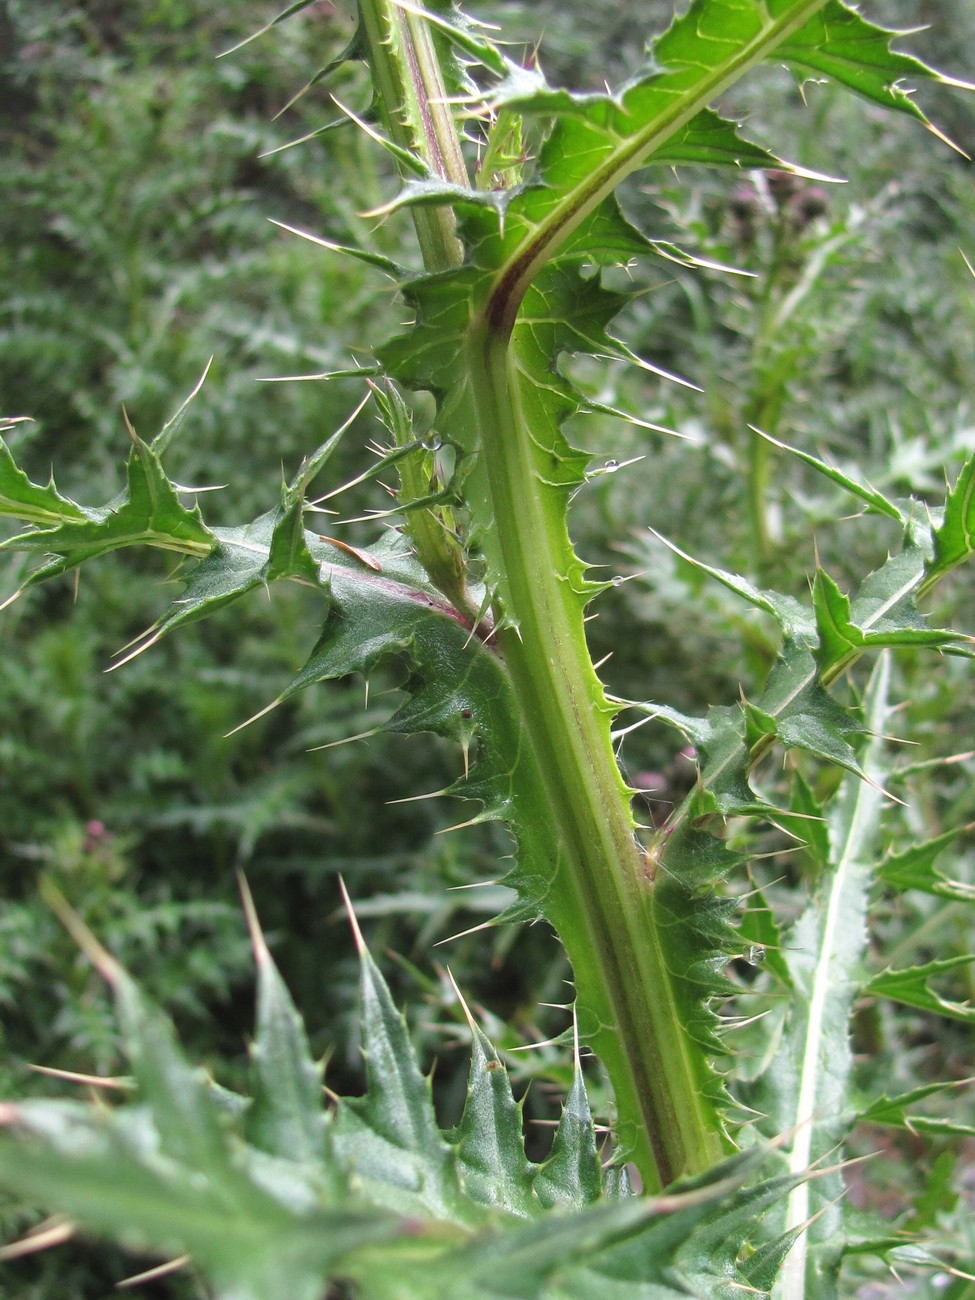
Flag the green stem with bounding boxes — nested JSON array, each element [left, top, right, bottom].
[[356, 0, 465, 271], [466, 324, 727, 1188], [356, 0, 476, 615], [355, 0, 837, 1191]]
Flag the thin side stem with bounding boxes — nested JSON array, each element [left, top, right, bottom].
[[356, 0, 466, 271]]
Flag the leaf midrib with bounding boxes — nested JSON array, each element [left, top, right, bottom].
[[484, 0, 831, 334]]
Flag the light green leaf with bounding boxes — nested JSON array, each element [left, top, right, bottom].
[[110, 965, 231, 1176], [753, 430, 905, 523], [813, 567, 961, 675], [749, 656, 894, 1299], [859, 1081, 975, 1139], [333, 939, 464, 1223], [0, 921, 799, 1297], [0, 438, 88, 527], [866, 957, 975, 1023], [1, 433, 214, 586], [531, 1049, 603, 1211], [448, 1021, 535, 1219], [354, 1152, 792, 1300], [218, 0, 325, 57], [242, 885, 329, 1170], [736, 885, 794, 992], [779, 3, 972, 128], [878, 830, 975, 904], [925, 452, 975, 588], [650, 531, 817, 643], [0, 1098, 405, 1300]]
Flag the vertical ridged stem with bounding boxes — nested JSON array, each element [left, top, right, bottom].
[[356, 0, 473, 613], [356, 0, 733, 1190], [465, 325, 727, 1188], [356, 0, 465, 271], [353, 0, 835, 1191]]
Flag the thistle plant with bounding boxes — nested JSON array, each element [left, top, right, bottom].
[[1, 2, 974, 1296]]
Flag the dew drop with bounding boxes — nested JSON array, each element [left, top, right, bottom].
[[421, 435, 442, 452], [742, 944, 766, 967], [611, 575, 624, 587], [604, 458, 620, 472]]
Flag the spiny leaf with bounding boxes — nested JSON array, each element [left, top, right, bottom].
[[650, 494, 969, 845], [115, 508, 313, 664], [926, 451, 975, 588], [151, 359, 213, 457], [5, 0, 969, 1216], [813, 567, 961, 674], [448, 1020, 535, 1219], [754, 429, 905, 523], [847, 546, 944, 645], [0, 438, 88, 528], [0, 1101, 382, 1300], [370, 376, 472, 617], [110, 966, 232, 1176], [364, 3, 970, 1184], [218, 0, 325, 58], [396, 0, 509, 80], [241, 882, 329, 1170], [35, 885, 229, 1177], [531, 1047, 603, 1212], [0, 900, 404, 1300], [0, 885, 829, 1298], [270, 219, 406, 278], [773, 675, 867, 777], [778, 3, 973, 131], [1, 432, 214, 586], [748, 656, 895, 1299], [737, 885, 794, 992], [370, 1151, 789, 1300], [333, 934, 468, 1224], [866, 957, 975, 1024], [908, 1150, 960, 1230], [859, 1081, 975, 1139], [782, 768, 831, 872], [650, 530, 817, 643], [878, 829, 975, 904]]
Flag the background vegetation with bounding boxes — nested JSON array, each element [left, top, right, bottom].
[[1, 0, 974, 1293]]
